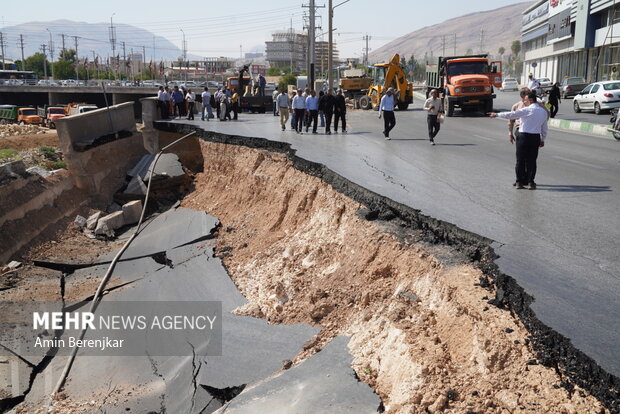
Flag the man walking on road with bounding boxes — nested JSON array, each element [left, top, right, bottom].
[[276, 88, 291, 131], [548, 82, 561, 118], [185, 88, 196, 120], [489, 90, 548, 190], [334, 89, 347, 133], [201, 87, 212, 121], [292, 89, 306, 134], [424, 89, 443, 145], [379, 87, 396, 140], [305, 90, 319, 134], [319, 88, 336, 135]]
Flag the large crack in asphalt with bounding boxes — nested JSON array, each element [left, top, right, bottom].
[[158, 121, 620, 412]]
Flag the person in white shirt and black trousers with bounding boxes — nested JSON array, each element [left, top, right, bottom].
[[488, 90, 548, 190], [379, 87, 396, 140], [424, 89, 443, 145]]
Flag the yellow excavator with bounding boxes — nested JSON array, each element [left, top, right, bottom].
[[359, 54, 413, 111]]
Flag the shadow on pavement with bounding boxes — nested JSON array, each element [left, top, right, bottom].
[[536, 184, 612, 192]]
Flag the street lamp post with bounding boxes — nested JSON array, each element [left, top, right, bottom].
[[110, 13, 117, 80], [180, 29, 187, 82], [327, 0, 350, 90]]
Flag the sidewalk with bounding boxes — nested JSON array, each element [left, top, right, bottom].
[[412, 91, 619, 140]]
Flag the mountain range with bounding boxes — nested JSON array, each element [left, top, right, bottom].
[[0, 19, 186, 62], [369, 1, 533, 63]]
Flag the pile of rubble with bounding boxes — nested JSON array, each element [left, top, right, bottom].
[[0, 124, 48, 137], [74, 200, 143, 238]]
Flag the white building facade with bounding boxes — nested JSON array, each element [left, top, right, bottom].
[[522, 0, 620, 84]]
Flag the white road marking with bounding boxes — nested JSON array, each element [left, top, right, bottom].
[[552, 156, 605, 170]]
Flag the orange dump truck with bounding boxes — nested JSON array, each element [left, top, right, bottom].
[[426, 55, 502, 116]]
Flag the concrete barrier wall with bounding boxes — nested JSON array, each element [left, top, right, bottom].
[[55, 101, 146, 203], [0, 171, 88, 264]]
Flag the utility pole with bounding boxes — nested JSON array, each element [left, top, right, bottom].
[[47, 29, 55, 80], [453, 33, 457, 56], [60, 34, 66, 55], [109, 14, 117, 80], [40, 44, 48, 79], [290, 16, 293, 73], [441, 35, 446, 57], [363, 34, 371, 66], [479, 29, 485, 54], [0, 32, 5, 70], [328, 0, 350, 90], [121, 41, 127, 79], [73, 36, 79, 80], [92, 50, 97, 79], [142, 45, 146, 74], [19, 35, 25, 71], [309, 0, 316, 87]]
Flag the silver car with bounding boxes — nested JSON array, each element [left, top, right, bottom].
[[573, 81, 620, 114], [501, 78, 519, 91]]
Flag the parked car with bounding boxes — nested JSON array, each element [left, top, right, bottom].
[[37, 79, 59, 86], [501, 78, 519, 91], [4, 79, 24, 86], [573, 81, 620, 114], [560, 76, 588, 98], [538, 77, 552, 90]]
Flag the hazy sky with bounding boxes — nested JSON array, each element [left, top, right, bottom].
[[1, 0, 531, 58]]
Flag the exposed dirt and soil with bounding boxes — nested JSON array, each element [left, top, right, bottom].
[[0, 128, 64, 170], [181, 139, 611, 413]]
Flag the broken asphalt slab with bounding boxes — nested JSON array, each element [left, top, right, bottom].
[[214, 336, 382, 414], [10, 207, 321, 413]]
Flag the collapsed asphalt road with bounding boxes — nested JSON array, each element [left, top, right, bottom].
[[159, 104, 620, 382]]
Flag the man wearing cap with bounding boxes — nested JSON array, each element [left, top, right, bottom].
[[379, 87, 396, 140]]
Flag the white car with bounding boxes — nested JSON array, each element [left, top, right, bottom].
[[501, 78, 519, 91], [573, 81, 620, 114], [538, 77, 552, 89]]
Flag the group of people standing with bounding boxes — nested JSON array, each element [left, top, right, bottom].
[[275, 87, 347, 134], [157, 85, 240, 122]]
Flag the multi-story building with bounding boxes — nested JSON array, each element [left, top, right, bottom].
[[266, 30, 308, 71], [522, 0, 620, 84], [265, 31, 339, 74]]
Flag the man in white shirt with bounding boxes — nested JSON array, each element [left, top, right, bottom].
[[157, 86, 169, 119], [489, 90, 548, 190], [424, 89, 443, 145], [378, 87, 396, 140], [276, 88, 291, 131], [527, 74, 541, 97], [185, 89, 196, 120], [201, 87, 212, 121], [292, 89, 306, 134]]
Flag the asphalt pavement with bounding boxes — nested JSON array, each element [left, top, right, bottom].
[[165, 101, 620, 378]]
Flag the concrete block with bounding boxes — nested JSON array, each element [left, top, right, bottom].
[[74, 215, 87, 228], [122, 200, 143, 225], [95, 211, 125, 235], [86, 212, 102, 230], [94, 221, 114, 237], [26, 166, 51, 178], [124, 175, 147, 196]]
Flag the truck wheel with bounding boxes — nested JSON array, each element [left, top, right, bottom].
[[359, 96, 371, 110], [447, 102, 455, 117], [371, 91, 380, 111], [485, 101, 493, 113], [397, 103, 409, 111]]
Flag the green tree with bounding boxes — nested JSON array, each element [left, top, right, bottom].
[[59, 49, 76, 63], [510, 40, 521, 57], [267, 67, 282, 76], [52, 60, 74, 79], [498, 46, 505, 56], [277, 74, 297, 91], [24, 53, 48, 78]]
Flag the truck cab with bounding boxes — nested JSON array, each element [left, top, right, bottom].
[[44, 106, 66, 128], [17, 108, 42, 125], [426, 55, 502, 116]]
